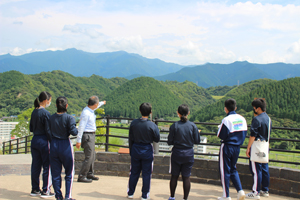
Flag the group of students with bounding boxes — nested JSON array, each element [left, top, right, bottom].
[[30, 92, 78, 200], [127, 99, 270, 200], [29, 91, 271, 200]]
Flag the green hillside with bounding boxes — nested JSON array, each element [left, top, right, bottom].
[[191, 77, 300, 123], [104, 77, 182, 118], [207, 85, 236, 96], [224, 78, 275, 97], [161, 80, 215, 110], [0, 70, 127, 116]]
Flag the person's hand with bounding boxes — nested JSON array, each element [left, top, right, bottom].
[[76, 142, 81, 149], [198, 130, 201, 133], [103, 100, 106, 105], [246, 148, 251, 158]]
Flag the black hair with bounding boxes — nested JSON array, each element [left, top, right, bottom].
[[252, 98, 266, 112], [46, 92, 52, 99], [139, 103, 152, 116], [56, 96, 68, 113], [34, 91, 51, 108], [178, 104, 189, 122], [88, 96, 99, 106], [224, 98, 236, 112]]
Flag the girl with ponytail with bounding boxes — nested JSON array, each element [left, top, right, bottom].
[[167, 104, 201, 200], [29, 91, 54, 198], [49, 96, 78, 200]]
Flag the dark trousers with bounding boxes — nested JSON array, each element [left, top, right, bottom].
[[127, 143, 153, 199], [78, 133, 96, 178], [31, 135, 52, 193], [50, 138, 74, 199], [219, 143, 243, 198], [249, 160, 270, 193]]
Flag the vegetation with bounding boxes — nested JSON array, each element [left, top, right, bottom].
[[161, 80, 215, 110], [191, 77, 300, 123], [0, 70, 127, 117], [105, 77, 182, 118]]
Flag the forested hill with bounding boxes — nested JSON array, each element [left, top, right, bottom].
[[190, 77, 300, 123], [104, 77, 182, 118], [161, 80, 215, 110], [0, 70, 127, 116]]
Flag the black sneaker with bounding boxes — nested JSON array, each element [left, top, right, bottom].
[[41, 191, 55, 198], [64, 198, 76, 200], [30, 189, 41, 196]]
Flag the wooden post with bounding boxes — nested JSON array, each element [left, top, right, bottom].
[[3, 142, 5, 155], [25, 136, 28, 154], [16, 138, 19, 154], [105, 115, 110, 152], [153, 117, 159, 154], [9, 140, 11, 154]]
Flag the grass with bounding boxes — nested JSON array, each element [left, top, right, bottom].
[[212, 95, 225, 100]]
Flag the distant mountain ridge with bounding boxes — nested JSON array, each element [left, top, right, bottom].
[[154, 61, 300, 87], [0, 48, 184, 78], [1, 49, 300, 88]]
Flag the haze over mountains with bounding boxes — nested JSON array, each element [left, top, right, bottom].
[[1, 48, 300, 88]]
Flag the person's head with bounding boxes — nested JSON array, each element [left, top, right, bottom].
[[224, 98, 237, 114], [177, 104, 190, 122], [139, 103, 152, 117], [56, 96, 68, 113], [34, 91, 52, 108], [88, 96, 99, 110], [252, 98, 266, 115]]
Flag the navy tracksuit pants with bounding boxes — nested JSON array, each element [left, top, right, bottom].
[[249, 160, 270, 193], [31, 135, 52, 193], [128, 143, 153, 199], [50, 138, 74, 199], [219, 143, 243, 198]]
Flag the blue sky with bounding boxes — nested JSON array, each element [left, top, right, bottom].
[[0, 0, 299, 65]]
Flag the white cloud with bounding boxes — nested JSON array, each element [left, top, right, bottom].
[[62, 24, 103, 39], [1, 1, 300, 64], [13, 21, 23, 25], [103, 35, 144, 52], [288, 39, 300, 54]]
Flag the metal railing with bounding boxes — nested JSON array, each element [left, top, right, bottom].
[[2, 116, 300, 167]]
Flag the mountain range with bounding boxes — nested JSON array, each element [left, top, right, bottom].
[[0, 48, 183, 78], [1, 49, 300, 88]]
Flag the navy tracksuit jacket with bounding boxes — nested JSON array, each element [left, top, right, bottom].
[[217, 111, 247, 198], [249, 112, 271, 193], [127, 118, 160, 199], [30, 108, 52, 193], [49, 113, 78, 199]]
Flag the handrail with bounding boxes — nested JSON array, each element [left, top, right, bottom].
[[2, 116, 300, 168]]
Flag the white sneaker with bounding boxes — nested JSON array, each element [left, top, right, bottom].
[[141, 198, 149, 200], [260, 191, 269, 197], [127, 194, 133, 199], [218, 197, 232, 200], [245, 191, 260, 199], [237, 190, 245, 200]]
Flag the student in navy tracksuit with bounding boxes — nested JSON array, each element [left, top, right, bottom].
[[217, 99, 247, 200], [245, 98, 271, 199], [29, 91, 54, 198], [127, 103, 160, 200], [167, 104, 200, 200], [49, 97, 78, 200]]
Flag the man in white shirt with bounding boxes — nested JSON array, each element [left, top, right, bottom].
[[76, 96, 106, 183]]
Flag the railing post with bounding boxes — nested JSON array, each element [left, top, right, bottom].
[[105, 115, 110, 152], [16, 138, 19, 154], [3, 142, 5, 155], [9, 140, 11, 154], [25, 136, 28, 154], [153, 117, 159, 154]]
